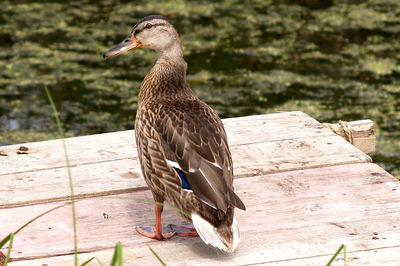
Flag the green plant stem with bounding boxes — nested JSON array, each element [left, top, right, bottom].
[[15, 203, 70, 235], [326, 244, 346, 266], [147, 245, 166, 266], [0, 234, 11, 250], [80, 257, 95, 266], [0, 203, 69, 265], [4, 233, 14, 265], [110, 242, 123, 266], [45, 85, 78, 266]]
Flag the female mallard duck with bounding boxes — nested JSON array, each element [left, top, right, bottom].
[[104, 15, 246, 252]]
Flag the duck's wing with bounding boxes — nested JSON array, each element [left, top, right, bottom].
[[155, 99, 246, 215]]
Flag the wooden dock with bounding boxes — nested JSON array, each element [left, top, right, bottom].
[[1, 111, 399, 265]]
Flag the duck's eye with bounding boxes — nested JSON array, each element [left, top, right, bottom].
[[145, 23, 153, 29]]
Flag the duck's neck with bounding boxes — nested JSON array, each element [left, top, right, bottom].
[[156, 41, 184, 64], [138, 50, 194, 105]]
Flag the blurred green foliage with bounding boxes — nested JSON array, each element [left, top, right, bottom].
[[0, 0, 399, 177]]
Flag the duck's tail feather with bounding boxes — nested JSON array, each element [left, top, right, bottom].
[[228, 188, 246, 210], [191, 213, 240, 253]]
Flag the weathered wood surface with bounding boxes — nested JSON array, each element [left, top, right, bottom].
[[0, 111, 371, 209], [1, 111, 394, 265], [4, 163, 400, 265], [323, 119, 376, 154]]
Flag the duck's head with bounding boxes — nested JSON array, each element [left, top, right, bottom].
[[103, 15, 182, 60]]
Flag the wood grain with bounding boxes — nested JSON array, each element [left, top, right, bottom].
[[4, 163, 400, 265], [0, 112, 371, 208], [1, 111, 329, 174]]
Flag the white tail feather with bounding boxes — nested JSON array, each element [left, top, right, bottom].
[[191, 213, 240, 253]]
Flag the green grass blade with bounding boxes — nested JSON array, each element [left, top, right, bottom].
[[147, 245, 166, 266], [0, 203, 68, 265], [4, 232, 14, 265], [110, 242, 123, 266], [0, 234, 11, 249], [95, 257, 105, 266], [326, 244, 346, 266], [80, 256, 95, 266], [45, 85, 78, 266], [14, 203, 70, 235], [0, 203, 68, 246]]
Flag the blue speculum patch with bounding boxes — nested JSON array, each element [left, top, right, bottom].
[[173, 167, 192, 190]]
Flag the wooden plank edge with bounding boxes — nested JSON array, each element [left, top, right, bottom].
[[0, 129, 365, 178], [0, 160, 373, 210], [0, 132, 340, 178], [0, 186, 149, 209], [233, 155, 372, 178], [1, 112, 303, 148], [8, 241, 400, 265]]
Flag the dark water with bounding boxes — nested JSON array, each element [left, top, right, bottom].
[[0, 0, 399, 177]]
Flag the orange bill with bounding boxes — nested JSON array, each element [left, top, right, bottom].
[[103, 34, 142, 58]]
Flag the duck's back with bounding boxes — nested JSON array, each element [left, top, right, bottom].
[[135, 61, 244, 214]]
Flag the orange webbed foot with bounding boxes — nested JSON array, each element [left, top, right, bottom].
[[169, 222, 199, 237], [136, 226, 176, 240]]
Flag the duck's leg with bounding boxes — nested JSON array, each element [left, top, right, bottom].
[[169, 222, 199, 237], [136, 204, 176, 240]]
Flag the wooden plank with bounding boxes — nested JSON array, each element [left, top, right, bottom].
[[0, 112, 372, 208], [323, 119, 376, 154], [3, 163, 400, 264], [9, 238, 400, 265], [0, 159, 145, 208], [0, 111, 366, 175], [0, 133, 370, 209]]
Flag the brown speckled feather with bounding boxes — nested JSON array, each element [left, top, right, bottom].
[[156, 99, 242, 214], [135, 61, 245, 223]]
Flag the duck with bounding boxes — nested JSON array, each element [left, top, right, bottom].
[[104, 15, 246, 252]]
